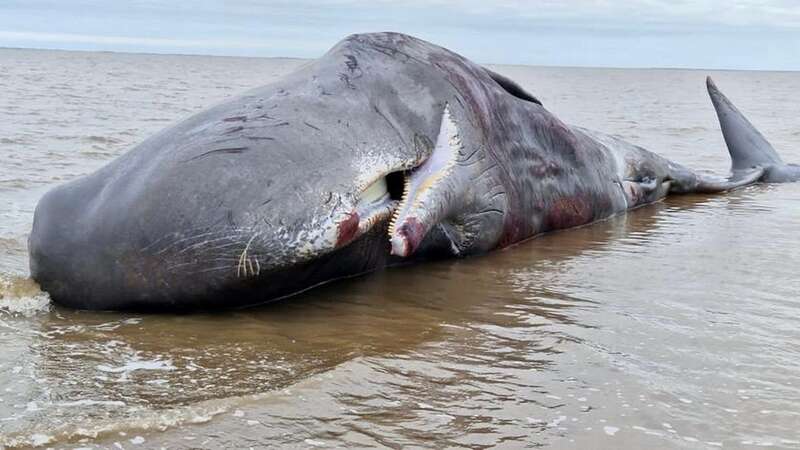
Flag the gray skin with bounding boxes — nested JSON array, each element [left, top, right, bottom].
[[28, 33, 786, 311], [706, 77, 800, 182]]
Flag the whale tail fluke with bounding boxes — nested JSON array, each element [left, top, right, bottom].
[[706, 76, 784, 172], [673, 76, 800, 192]]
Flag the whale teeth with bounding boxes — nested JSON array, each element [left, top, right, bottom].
[[387, 173, 409, 238]]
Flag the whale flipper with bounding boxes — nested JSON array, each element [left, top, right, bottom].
[[706, 77, 783, 171], [667, 163, 764, 194], [694, 166, 765, 193]]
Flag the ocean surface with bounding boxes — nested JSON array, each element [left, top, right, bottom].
[[1, 48, 799, 449]]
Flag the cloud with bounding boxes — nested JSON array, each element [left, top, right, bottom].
[[371, 0, 800, 28], [0, 31, 303, 52], [0, 0, 798, 69], [183, 0, 800, 29]]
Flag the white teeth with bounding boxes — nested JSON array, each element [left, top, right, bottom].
[[387, 173, 410, 237], [360, 176, 388, 204]]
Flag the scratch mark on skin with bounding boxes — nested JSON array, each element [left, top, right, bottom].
[[223, 116, 248, 122], [352, 36, 424, 65], [184, 147, 249, 162], [194, 266, 237, 275], [152, 229, 228, 255], [237, 234, 258, 278], [452, 94, 465, 112], [488, 190, 507, 200], [344, 54, 360, 73], [177, 237, 244, 255], [248, 136, 275, 141], [165, 261, 203, 270], [304, 121, 321, 131], [476, 162, 499, 180], [339, 73, 356, 89], [372, 105, 407, 145], [193, 256, 242, 264], [328, 194, 344, 219], [473, 208, 504, 217], [459, 146, 480, 163]]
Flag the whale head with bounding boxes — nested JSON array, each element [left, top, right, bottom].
[[28, 33, 520, 310]]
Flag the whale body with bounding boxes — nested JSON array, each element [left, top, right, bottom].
[[28, 33, 796, 311]]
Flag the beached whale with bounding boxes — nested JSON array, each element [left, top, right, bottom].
[[28, 33, 798, 311]]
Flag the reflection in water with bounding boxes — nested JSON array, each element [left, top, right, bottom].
[[1, 50, 800, 448], [0, 198, 719, 447]]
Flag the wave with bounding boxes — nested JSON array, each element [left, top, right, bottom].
[[0, 401, 224, 448], [0, 273, 50, 316], [0, 386, 271, 448], [0, 137, 31, 145], [662, 125, 709, 135], [84, 135, 122, 144], [0, 364, 345, 448]]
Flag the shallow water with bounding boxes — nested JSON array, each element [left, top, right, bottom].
[[1, 48, 799, 448]]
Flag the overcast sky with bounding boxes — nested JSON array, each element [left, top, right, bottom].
[[1, 0, 799, 70]]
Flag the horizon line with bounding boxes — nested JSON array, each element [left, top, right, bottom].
[[1, 44, 798, 74]]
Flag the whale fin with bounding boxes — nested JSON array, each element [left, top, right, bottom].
[[707, 76, 783, 171], [694, 166, 765, 193]]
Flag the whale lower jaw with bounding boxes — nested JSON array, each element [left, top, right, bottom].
[[389, 105, 461, 257]]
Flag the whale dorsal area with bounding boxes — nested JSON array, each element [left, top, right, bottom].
[[483, 67, 542, 106]]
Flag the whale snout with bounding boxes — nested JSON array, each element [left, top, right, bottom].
[[29, 182, 155, 310], [28, 166, 401, 311], [29, 187, 83, 306], [28, 182, 192, 310]]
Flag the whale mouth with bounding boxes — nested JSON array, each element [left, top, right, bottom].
[[358, 170, 407, 208], [353, 106, 460, 257], [350, 170, 410, 246]]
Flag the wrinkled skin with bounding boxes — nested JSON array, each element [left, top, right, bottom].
[[28, 33, 792, 311]]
